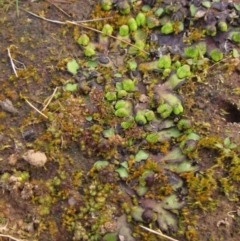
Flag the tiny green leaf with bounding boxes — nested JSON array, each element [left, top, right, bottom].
[[64, 83, 78, 92], [232, 49, 239, 58], [94, 161, 109, 171], [116, 166, 129, 179], [224, 137, 231, 147], [67, 59, 79, 75], [135, 150, 149, 162], [103, 128, 115, 138]]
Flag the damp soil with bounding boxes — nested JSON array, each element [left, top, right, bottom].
[[0, 1, 239, 241]]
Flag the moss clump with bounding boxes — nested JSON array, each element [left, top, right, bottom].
[[161, 22, 174, 35], [84, 45, 96, 57], [102, 24, 114, 36], [136, 12, 146, 27], [157, 54, 171, 69], [100, 0, 112, 11], [146, 133, 160, 144], [231, 32, 240, 43], [118, 0, 131, 15], [119, 25, 129, 37], [115, 100, 132, 117], [105, 92, 117, 101], [217, 21, 228, 32], [122, 79, 135, 92], [128, 17, 138, 32], [177, 65, 191, 79], [77, 34, 90, 46], [184, 46, 199, 59], [210, 49, 223, 62]]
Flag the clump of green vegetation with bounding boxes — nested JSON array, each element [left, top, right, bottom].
[[210, 49, 223, 62], [115, 100, 132, 117], [177, 64, 191, 78], [231, 31, 240, 43], [161, 22, 174, 34]]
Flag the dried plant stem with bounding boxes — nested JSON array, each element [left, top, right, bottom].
[[7, 45, 26, 77], [208, 56, 232, 69], [0, 234, 27, 241], [0, 221, 27, 241], [42, 87, 59, 111], [21, 9, 149, 55], [7, 47, 18, 77], [46, 0, 71, 18], [24, 99, 48, 119], [139, 225, 179, 241]]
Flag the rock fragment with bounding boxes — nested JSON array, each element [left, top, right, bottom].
[[0, 98, 18, 114], [22, 150, 47, 167]]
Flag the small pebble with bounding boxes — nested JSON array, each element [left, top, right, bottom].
[[22, 150, 47, 167]]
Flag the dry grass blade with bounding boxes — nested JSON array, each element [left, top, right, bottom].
[[42, 87, 58, 111], [0, 234, 27, 241], [139, 225, 179, 241], [21, 9, 149, 55], [46, 0, 71, 18], [0, 220, 28, 241], [24, 98, 48, 119], [7, 47, 18, 77]]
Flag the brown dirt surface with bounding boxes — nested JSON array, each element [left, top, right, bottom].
[[0, 1, 239, 241]]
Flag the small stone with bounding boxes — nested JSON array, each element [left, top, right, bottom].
[[22, 150, 47, 167], [8, 153, 18, 166], [0, 99, 18, 114], [139, 94, 149, 103]]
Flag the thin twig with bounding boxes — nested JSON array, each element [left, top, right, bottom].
[[0, 220, 9, 232], [0, 234, 27, 241], [42, 87, 58, 111], [12, 59, 26, 69], [139, 225, 179, 241], [75, 17, 113, 23], [67, 20, 147, 52], [208, 56, 232, 69], [46, 0, 71, 18], [7, 46, 26, 76], [7, 47, 18, 77], [21, 8, 112, 24], [24, 99, 48, 119], [0, 220, 27, 241], [21, 9, 65, 24], [21, 9, 149, 55]]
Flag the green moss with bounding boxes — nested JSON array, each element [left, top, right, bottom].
[[136, 12, 146, 27], [177, 65, 191, 78], [67, 59, 79, 75], [122, 79, 135, 92], [161, 22, 174, 35], [128, 17, 138, 32], [77, 34, 90, 46], [135, 111, 147, 125], [105, 91, 117, 101], [217, 21, 228, 32], [184, 46, 199, 59], [146, 133, 160, 144], [210, 49, 223, 62], [157, 103, 173, 118], [157, 54, 172, 69], [84, 45, 96, 57], [101, 0, 112, 11], [102, 24, 114, 36], [119, 25, 129, 37], [231, 32, 240, 43]]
